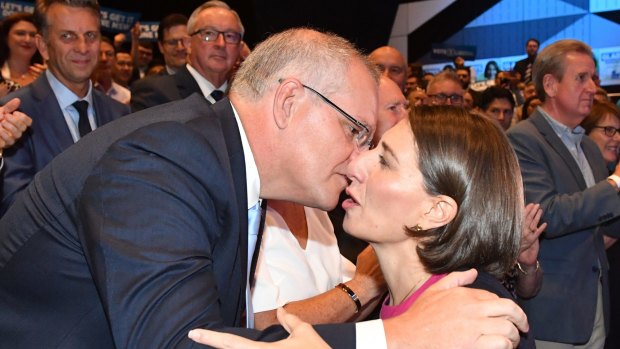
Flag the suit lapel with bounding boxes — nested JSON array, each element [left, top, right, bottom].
[[30, 75, 75, 152], [530, 111, 588, 190], [174, 66, 202, 100]]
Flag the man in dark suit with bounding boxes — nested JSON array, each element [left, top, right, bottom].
[[0, 0, 129, 216], [0, 27, 527, 348], [131, 1, 243, 111], [508, 39, 620, 348], [513, 38, 539, 83]]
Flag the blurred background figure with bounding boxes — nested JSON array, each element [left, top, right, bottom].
[[93, 37, 130, 104], [521, 96, 542, 121], [425, 71, 463, 107], [373, 76, 409, 145], [112, 50, 133, 89], [484, 60, 500, 81], [156, 13, 189, 75], [0, 12, 45, 97], [369, 46, 407, 93]]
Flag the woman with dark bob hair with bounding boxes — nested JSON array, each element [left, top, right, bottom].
[[189, 106, 537, 348]]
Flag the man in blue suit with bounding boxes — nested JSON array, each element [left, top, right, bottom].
[[0, 0, 129, 216], [0, 26, 528, 349], [508, 39, 620, 348]]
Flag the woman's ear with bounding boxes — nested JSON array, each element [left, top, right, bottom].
[[272, 79, 302, 130], [423, 195, 458, 229]]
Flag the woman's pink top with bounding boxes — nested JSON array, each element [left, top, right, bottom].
[[380, 274, 447, 319]]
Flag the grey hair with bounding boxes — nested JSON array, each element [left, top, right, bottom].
[[187, 0, 244, 36], [231, 28, 379, 102], [34, 0, 100, 38], [533, 39, 592, 102]]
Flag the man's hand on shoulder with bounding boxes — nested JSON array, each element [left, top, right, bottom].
[[383, 269, 528, 349]]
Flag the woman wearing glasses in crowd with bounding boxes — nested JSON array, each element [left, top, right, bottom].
[[581, 100, 620, 349], [191, 106, 539, 348], [0, 13, 45, 98]]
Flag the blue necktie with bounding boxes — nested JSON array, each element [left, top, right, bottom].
[[245, 202, 262, 328], [72, 100, 91, 138], [210, 90, 224, 102]]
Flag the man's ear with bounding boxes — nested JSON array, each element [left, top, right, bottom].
[[423, 195, 458, 229], [36, 34, 49, 61], [272, 79, 302, 130], [543, 74, 557, 98]]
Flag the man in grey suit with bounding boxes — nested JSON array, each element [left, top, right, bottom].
[[130, 1, 243, 111], [0, 0, 129, 216], [508, 39, 620, 348]]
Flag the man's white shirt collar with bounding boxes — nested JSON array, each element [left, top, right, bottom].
[[230, 102, 260, 209], [186, 63, 228, 104]]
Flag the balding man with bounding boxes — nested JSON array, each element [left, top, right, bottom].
[[369, 46, 407, 93], [373, 76, 409, 145], [131, 0, 244, 111]]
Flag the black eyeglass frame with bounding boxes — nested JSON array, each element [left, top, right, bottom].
[[593, 125, 620, 137], [189, 28, 243, 44], [295, 82, 371, 148], [427, 93, 464, 105]]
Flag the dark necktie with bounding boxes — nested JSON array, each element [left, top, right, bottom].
[[72, 100, 92, 137], [524, 62, 532, 83], [210, 90, 224, 102]]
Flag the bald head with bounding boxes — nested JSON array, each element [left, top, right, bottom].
[[369, 46, 407, 92], [374, 76, 409, 144]]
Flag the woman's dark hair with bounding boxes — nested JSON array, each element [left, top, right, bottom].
[[521, 96, 541, 120], [405, 106, 523, 279], [581, 100, 620, 135], [484, 60, 500, 80], [0, 12, 43, 67]]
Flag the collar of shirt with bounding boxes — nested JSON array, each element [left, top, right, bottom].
[[538, 106, 585, 145], [186, 63, 228, 104], [47, 69, 95, 142], [231, 101, 260, 209]]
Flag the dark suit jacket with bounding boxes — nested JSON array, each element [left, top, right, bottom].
[[130, 65, 203, 112], [0, 95, 355, 348], [0, 74, 129, 216], [508, 110, 620, 343], [513, 56, 535, 82]]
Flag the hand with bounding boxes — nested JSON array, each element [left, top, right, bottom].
[[28, 63, 47, 80], [131, 22, 141, 41], [518, 203, 546, 266], [0, 98, 32, 149], [349, 245, 386, 302], [383, 269, 528, 349], [188, 308, 331, 349]]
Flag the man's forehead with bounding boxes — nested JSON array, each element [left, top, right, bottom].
[[197, 7, 241, 31], [429, 80, 462, 94]]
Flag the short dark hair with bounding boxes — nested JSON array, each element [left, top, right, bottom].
[[526, 38, 540, 47], [405, 106, 523, 279], [157, 13, 188, 43], [34, 0, 100, 38], [479, 86, 515, 111], [0, 12, 43, 66]]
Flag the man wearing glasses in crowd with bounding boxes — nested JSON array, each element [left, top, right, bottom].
[[156, 13, 189, 76], [425, 70, 465, 107], [131, 0, 243, 111]]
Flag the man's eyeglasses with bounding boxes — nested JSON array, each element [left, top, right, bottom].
[[428, 93, 463, 106], [593, 125, 620, 137], [283, 80, 371, 149], [190, 28, 242, 44]]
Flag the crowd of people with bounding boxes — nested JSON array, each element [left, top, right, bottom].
[[0, 1, 619, 348]]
